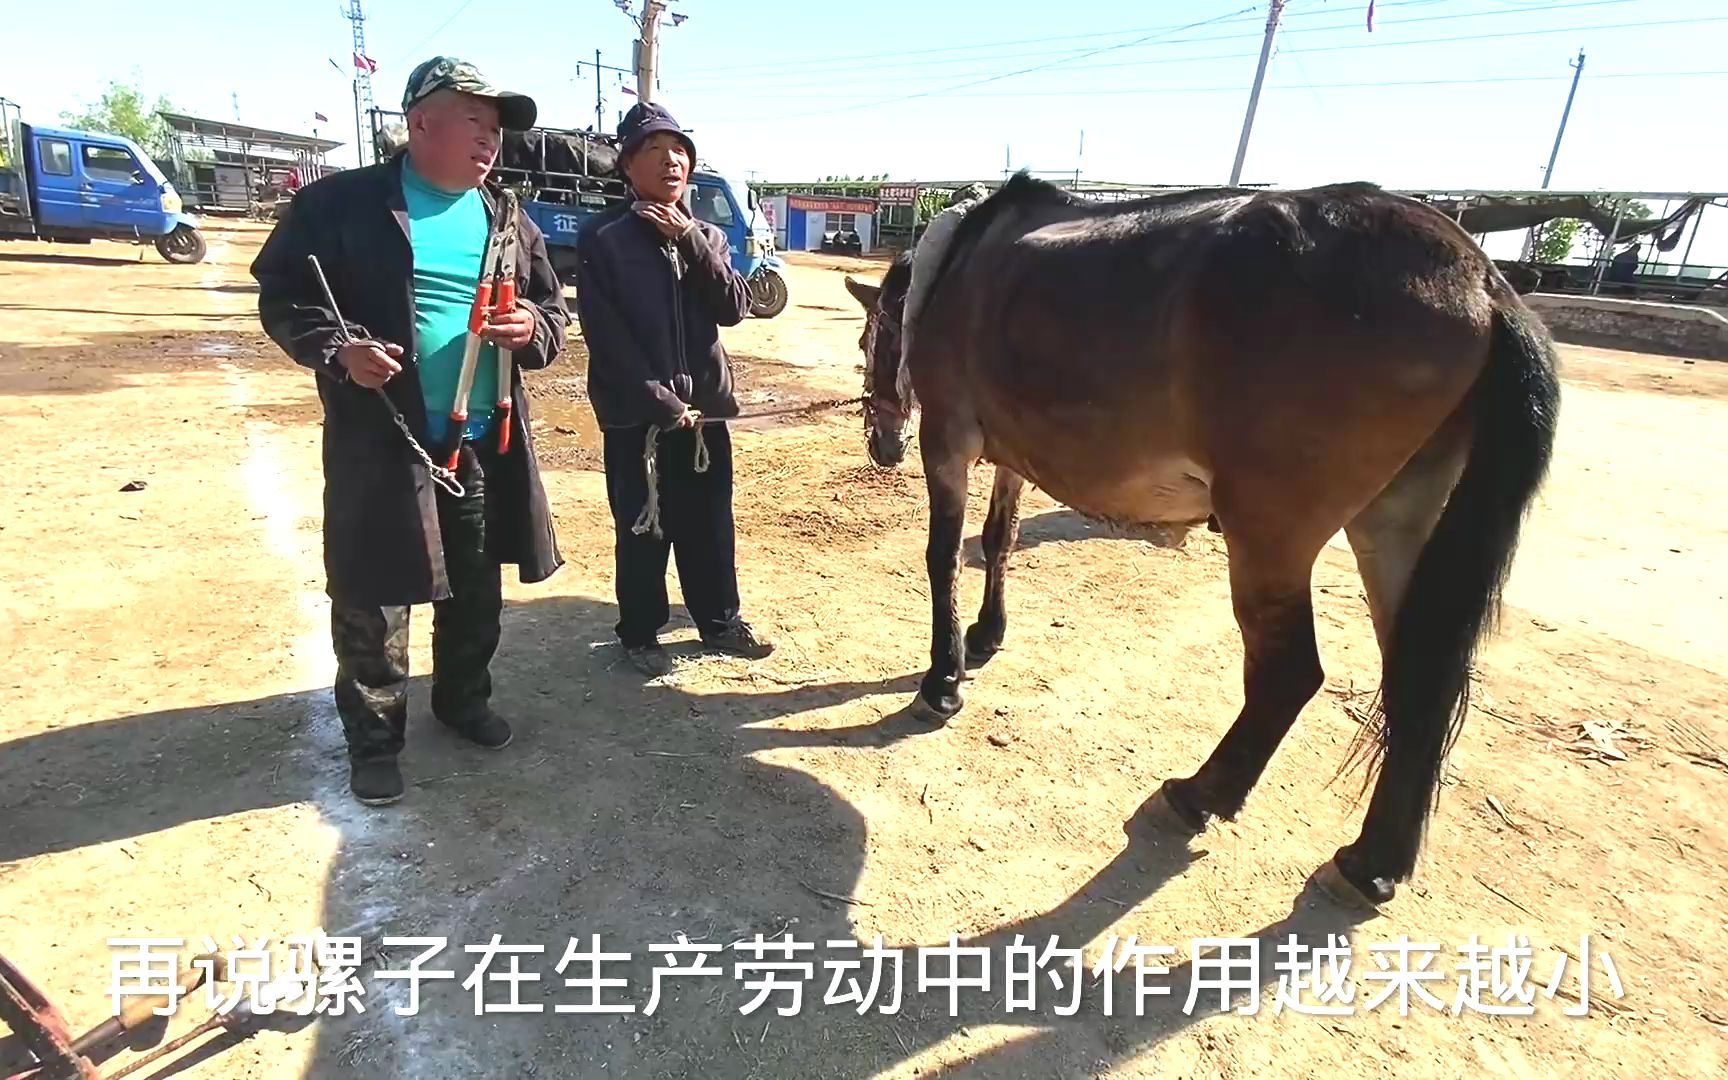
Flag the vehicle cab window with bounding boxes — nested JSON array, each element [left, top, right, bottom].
[[82, 145, 139, 182], [39, 139, 72, 176], [692, 185, 735, 228]]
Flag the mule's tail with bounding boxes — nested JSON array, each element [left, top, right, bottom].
[[1371, 293, 1560, 873]]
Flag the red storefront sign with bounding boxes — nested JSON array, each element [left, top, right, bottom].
[[786, 194, 877, 214]]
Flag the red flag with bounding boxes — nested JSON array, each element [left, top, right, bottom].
[[314, 111, 329, 122], [621, 85, 636, 96], [354, 52, 377, 73]]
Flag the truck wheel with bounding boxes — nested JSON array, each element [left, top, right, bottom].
[[748, 267, 788, 319], [156, 225, 207, 265]]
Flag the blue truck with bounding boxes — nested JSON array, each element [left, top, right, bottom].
[[372, 110, 787, 318], [0, 97, 206, 263]]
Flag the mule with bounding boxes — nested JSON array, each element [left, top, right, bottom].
[[843, 173, 1561, 906]]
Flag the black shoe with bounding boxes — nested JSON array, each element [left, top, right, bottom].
[[437, 707, 514, 751], [350, 757, 404, 806], [623, 642, 674, 678], [701, 619, 775, 660]]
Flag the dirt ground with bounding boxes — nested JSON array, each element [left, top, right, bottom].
[[2, 221, 1725, 1079]]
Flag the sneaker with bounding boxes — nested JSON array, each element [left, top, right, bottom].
[[700, 619, 775, 660], [624, 643, 674, 678], [350, 757, 404, 806], [437, 708, 514, 751]]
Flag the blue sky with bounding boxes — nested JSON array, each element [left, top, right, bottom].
[[7, 0, 1726, 261]]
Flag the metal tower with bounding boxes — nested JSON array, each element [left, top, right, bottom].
[[345, 0, 376, 165]]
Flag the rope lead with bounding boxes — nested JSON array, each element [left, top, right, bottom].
[[630, 424, 711, 540]]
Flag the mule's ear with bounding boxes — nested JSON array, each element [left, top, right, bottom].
[[844, 276, 881, 310]]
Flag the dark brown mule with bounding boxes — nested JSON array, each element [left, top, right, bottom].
[[843, 173, 1560, 907]]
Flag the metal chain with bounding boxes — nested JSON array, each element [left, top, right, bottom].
[[376, 388, 466, 498], [307, 253, 466, 498]]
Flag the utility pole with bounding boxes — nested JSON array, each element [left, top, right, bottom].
[[345, 0, 376, 166], [635, 0, 669, 103], [577, 51, 632, 133], [1228, 0, 1285, 185], [1520, 48, 1586, 260], [1541, 49, 1586, 190]]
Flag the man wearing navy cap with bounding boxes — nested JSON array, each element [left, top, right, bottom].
[[574, 102, 773, 676]]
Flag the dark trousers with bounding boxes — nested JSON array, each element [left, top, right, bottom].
[[331, 443, 504, 761], [602, 423, 741, 647]]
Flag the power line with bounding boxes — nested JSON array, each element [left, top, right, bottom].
[[391, 0, 480, 69], [780, 6, 1265, 119], [673, 0, 1639, 78], [676, 13, 1728, 97], [853, 68, 1728, 101]]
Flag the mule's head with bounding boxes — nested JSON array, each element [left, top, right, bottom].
[[844, 253, 915, 468]]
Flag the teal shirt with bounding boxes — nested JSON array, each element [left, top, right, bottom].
[[402, 156, 497, 443]]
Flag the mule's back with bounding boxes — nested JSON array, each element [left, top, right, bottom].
[[909, 174, 1502, 538]]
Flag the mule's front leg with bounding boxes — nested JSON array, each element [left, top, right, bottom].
[[915, 439, 974, 723], [966, 467, 1025, 667]]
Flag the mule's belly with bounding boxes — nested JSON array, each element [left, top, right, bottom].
[[984, 427, 1214, 546]]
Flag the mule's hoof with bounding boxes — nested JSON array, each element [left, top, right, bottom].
[[964, 624, 1002, 669], [907, 693, 960, 727], [1135, 781, 1207, 837], [1312, 858, 1394, 912]]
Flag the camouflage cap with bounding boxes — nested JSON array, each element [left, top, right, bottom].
[[402, 56, 537, 131]]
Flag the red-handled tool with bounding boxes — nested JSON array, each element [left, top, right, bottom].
[[444, 273, 494, 471], [444, 190, 520, 468], [490, 283, 517, 455]]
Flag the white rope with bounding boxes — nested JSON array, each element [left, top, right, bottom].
[[630, 424, 711, 539]]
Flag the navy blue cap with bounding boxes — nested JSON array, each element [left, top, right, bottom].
[[616, 102, 696, 161]]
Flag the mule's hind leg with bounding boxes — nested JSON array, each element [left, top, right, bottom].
[[914, 418, 983, 723], [1321, 428, 1470, 908], [1343, 428, 1466, 657], [965, 467, 1026, 667], [1153, 528, 1326, 832]]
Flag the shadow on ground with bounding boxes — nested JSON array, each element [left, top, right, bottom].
[[962, 509, 1116, 569], [0, 252, 147, 268], [2, 590, 1372, 1078]]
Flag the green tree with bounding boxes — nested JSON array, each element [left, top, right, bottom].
[[1533, 198, 1653, 263], [1534, 218, 1580, 263], [62, 81, 176, 158]]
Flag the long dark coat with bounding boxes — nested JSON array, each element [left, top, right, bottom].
[[251, 154, 567, 609]]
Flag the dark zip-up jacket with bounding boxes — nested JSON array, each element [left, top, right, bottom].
[[573, 202, 751, 430], [250, 154, 567, 608]]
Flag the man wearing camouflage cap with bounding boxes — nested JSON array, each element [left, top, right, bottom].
[[252, 56, 568, 806]]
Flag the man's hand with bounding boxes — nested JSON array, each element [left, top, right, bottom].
[[482, 305, 536, 350], [673, 407, 702, 429], [634, 200, 696, 242], [337, 340, 404, 389]]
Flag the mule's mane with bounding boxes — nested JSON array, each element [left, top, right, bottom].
[[916, 172, 1065, 331], [880, 249, 914, 309]]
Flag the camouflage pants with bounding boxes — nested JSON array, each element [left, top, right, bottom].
[[331, 443, 504, 761]]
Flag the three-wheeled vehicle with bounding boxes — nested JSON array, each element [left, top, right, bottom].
[[370, 111, 787, 318], [0, 97, 206, 263]]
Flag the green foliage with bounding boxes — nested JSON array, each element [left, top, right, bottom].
[[60, 81, 176, 158], [915, 188, 947, 225], [1534, 218, 1580, 263], [1534, 198, 1654, 263]]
